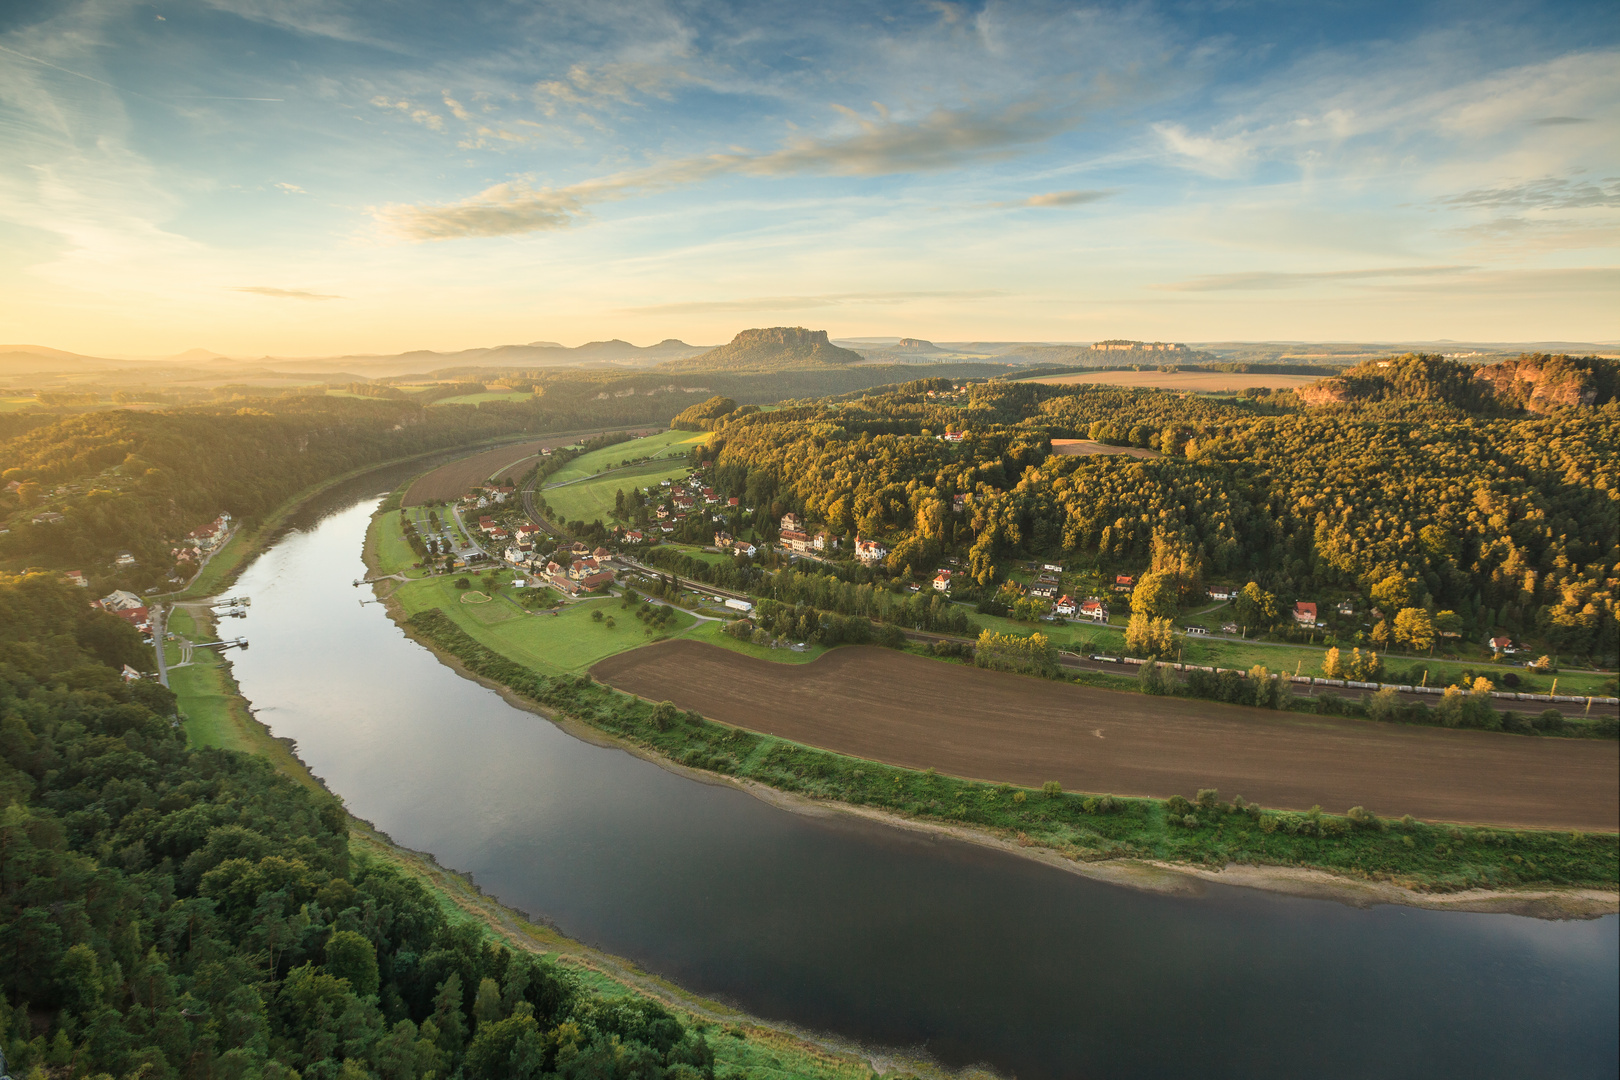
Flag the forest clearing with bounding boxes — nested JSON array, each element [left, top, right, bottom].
[[592, 640, 1620, 832]]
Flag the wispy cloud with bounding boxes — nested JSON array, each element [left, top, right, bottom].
[[1440, 176, 1620, 210], [1155, 266, 1474, 292], [1018, 189, 1111, 207], [370, 96, 444, 131], [377, 99, 1079, 240], [1532, 115, 1593, 125], [232, 286, 343, 300], [622, 290, 1004, 315]]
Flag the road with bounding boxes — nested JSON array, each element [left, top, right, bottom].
[[152, 604, 169, 688]]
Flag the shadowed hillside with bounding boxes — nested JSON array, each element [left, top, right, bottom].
[[659, 327, 864, 372]]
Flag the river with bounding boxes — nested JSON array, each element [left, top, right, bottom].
[[220, 471, 1618, 1080]]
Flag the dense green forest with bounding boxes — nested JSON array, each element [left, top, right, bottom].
[[0, 573, 716, 1079], [693, 360, 1620, 661]]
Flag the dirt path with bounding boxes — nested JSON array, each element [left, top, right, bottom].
[[591, 642, 1619, 832]]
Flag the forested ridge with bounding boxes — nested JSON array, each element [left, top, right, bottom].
[[697, 358, 1620, 660], [1, 573, 717, 1079]]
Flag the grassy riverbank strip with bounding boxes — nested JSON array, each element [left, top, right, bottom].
[[403, 606, 1618, 898]]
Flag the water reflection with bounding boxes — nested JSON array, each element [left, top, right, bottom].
[[222, 482, 1619, 1080]]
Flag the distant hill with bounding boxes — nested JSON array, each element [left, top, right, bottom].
[[660, 327, 864, 372], [0, 346, 138, 375], [251, 338, 710, 375]]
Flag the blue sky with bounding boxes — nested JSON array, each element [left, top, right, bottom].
[[1, 0, 1616, 355]]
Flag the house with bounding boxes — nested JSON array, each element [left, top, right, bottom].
[[854, 536, 887, 565], [1054, 596, 1077, 617], [932, 569, 953, 592], [120, 664, 145, 682], [730, 540, 757, 557], [624, 530, 645, 543], [673, 494, 695, 510], [780, 529, 813, 555], [1077, 599, 1109, 622], [515, 524, 541, 541], [1489, 636, 1518, 655], [593, 547, 611, 559], [659, 524, 675, 534], [727, 497, 740, 507], [94, 590, 149, 630], [1221, 622, 1239, 634], [952, 494, 967, 514], [1208, 587, 1234, 601], [1113, 574, 1134, 593], [1042, 563, 1062, 574], [1030, 584, 1057, 600], [715, 530, 734, 548], [1184, 626, 1210, 636], [813, 531, 840, 551], [65, 570, 87, 587], [115, 551, 137, 568], [568, 557, 601, 580], [780, 512, 804, 533], [656, 507, 670, 520], [1293, 601, 1318, 626], [1337, 600, 1355, 616], [943, 431, 965, 443]]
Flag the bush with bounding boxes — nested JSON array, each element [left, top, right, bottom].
[[1165, 795, 1192, 816], [1041, 780, 1062, 797], [454, 577, 471, 589], [650, 701, 680, 731], [1533, 709, 1567, 734], [1196, 788, 1218, 809], [1346, 806, 1382, 830]]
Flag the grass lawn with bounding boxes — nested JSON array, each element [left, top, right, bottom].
[[392, 575, 697, 675], [683, 618, 832, 664], [652, 543, 733, 567], [0, 396, 39, 412], [546, 429, 707, 486], [544, 457, 695, 523], [429, 390, 534, 406], [954, 604, 1615, 694]]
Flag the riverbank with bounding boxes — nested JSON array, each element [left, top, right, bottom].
[[372, 549, 1616, 919], [165, 456, 956, 1080]]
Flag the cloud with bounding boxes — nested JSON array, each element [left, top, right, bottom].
[[1532, 116, 1592, 125], [1155, 266, 1474, 292], [622, 290, 1004, 315], [534, 60, 698, 116], [232, 286, 343, 300], [274, 181, 305, 194], [1019, 189, 1111, 207], [378, 99, 1079, 240], [739, 100, 1073, 178], [370, 96, 444, 131], [1440, 176, 1620, 210]]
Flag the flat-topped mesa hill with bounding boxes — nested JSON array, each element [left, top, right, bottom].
[[658, 327, 864, 372], [1297, 352, 1620, 412]]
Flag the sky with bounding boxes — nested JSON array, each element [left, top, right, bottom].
[[1, 0, 1617, 357]]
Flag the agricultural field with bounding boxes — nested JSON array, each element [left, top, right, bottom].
[[544, 428, 707, 485], [1050, 438, 1162, 459], [428, 390, 534, 406], [541, 429, 708, 523], [403, 436, 584, 505], [1023, 370, 1322, 391], [592, 641, 1620, 831]]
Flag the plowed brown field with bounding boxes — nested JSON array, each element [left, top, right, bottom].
[[591, 641, 1619, 831], [402, 430, 650, 505]]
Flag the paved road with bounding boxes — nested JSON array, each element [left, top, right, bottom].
[[152, 604, 169, 688]]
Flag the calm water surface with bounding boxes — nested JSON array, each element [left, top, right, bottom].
[[222, 473, 1619, 1079]]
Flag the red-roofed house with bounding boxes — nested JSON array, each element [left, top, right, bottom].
[[1293, 601, 1318, 626], [1078, 599, 1108, 622]]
